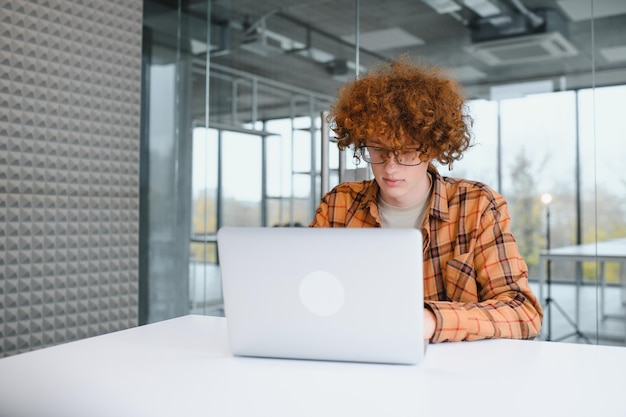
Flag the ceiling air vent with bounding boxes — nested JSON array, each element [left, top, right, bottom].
[[464, 31, 578, 66]]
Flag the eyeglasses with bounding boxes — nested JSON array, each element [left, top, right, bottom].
[[357, 146, 423, 166]]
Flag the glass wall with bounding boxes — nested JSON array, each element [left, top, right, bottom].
[[141, 0, 626, 344]]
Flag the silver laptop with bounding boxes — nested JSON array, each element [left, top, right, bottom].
[[217, 227, 425, 365]]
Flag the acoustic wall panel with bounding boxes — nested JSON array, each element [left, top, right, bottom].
[[1, 0, 143, 357]]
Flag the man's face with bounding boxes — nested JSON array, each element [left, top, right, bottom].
[[364, 139, 431, 208]]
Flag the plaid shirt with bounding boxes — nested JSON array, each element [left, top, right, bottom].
[[310, 164, 543, 343]]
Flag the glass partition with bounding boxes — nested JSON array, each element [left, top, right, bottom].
[[141, 0, 626, 344]]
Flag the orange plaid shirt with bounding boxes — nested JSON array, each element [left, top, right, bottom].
[[310, 164, 543, 343]]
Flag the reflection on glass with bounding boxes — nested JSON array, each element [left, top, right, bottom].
[[454, 99, 499, 187], [189, 242, 222, 316], [500, 92, 577, 278], [293, 129, 313, 172], [265, 124, 291, 198], [140, 0, 626, 344], [579, 86, 626, 284], [292, 174, 312, 199], [192, 128, 218, 236], [221, 132, 262, 226], [267, 199, 310, 227]]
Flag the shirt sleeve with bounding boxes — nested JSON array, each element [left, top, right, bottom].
[[309, 182, 378, 228], [310, 196, 332, 227], [425, 196, 543, 343]]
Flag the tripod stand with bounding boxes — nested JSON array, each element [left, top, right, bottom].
[[542, 194, 591, 343]]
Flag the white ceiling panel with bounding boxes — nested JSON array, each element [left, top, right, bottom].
[[342, 28, 425, 52], [557, 0, 626, 21]]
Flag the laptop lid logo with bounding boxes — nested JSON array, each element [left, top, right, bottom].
[[298, 270, 345, 317]]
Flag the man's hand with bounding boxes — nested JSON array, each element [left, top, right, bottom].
[[424, 308, 436, 341]]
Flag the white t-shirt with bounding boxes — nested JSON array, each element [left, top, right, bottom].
[[378, 181, 432, 229]]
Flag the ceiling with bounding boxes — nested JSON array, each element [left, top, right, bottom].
[[144, 0, 626, 121]]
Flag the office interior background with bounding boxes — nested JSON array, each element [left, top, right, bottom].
[[2, 0, 626, 357]]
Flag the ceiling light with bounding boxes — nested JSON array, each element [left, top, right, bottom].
[[557, 0, 626, 22], [465, 31, 578, 66], [463, 0, 500, 17], [421, 0, 462, 14], [490, 80, 553, 100], [449, 65, 487, 82], [342, 28, 424, 52], [600, 45, 626, 63]]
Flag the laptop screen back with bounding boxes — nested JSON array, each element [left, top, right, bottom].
[[217, 227, 425, 365]]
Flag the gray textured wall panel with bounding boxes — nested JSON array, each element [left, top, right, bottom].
[[1, 0, 143, 357]]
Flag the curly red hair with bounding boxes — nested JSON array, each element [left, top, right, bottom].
[[329, 55, 473, 166]]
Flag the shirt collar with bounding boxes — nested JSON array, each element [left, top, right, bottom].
[[361, 180, 381, 222], [428, 164, 451, 223], [359, 163, 452, 223]]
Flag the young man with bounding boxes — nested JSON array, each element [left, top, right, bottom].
[[310, 56, 543, 343]]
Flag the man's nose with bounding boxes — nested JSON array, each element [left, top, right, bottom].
[[383, 150, 400, 166]]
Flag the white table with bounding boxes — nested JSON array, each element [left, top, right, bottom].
[[539, 238, 626, 342], [0, 315, 625, 417]]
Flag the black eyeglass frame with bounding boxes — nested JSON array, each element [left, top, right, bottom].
[[356, 145, 424, 166]]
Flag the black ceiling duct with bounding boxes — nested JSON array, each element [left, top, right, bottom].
[[470, 8, 568, 43]]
